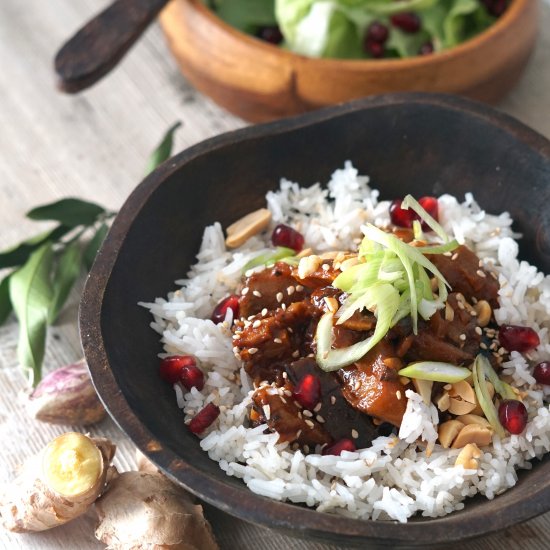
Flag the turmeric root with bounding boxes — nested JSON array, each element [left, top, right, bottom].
[[95, 471, 218, 550], [0, 432, 116, 532]]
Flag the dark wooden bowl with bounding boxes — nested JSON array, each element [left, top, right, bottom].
[[159, 0, 538, 122], [80, 93, 550, 548]]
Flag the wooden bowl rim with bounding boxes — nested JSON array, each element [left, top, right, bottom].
[[80, 93, 550, 546], [178, 0, 536, 71]]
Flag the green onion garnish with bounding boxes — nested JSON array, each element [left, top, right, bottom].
[[242, 246, 296, 273], [472, 354, 505, 438], [398, 361, 471, 383]]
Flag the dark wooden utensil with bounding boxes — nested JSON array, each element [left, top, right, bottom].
[[55, 0, 169, 93]]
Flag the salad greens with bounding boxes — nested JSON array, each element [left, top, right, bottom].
[[209, 0, 499, 59]]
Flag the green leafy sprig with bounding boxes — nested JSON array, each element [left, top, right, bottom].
[[0, 122, 181, 386]]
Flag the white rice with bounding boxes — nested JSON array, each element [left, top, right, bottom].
[[140, 162, 550, 522]]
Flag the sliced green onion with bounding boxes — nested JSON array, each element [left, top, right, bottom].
[[316, 283, 399, 371], [416, 240, 459, 255], [242, 247, 295, 273], [412, 219, 423, 241], [472, 355, 505, 437], [475, 354, 517, 401], [402, 195, 449, 243], [398, 361, 471, 383]]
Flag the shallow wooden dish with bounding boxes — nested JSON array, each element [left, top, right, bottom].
[[158, 0, 538, 122], [81, 94, 550, 548]]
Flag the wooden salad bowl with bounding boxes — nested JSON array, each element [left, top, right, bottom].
[[158, 0, 538, 122], [80, 94, 550, 547]]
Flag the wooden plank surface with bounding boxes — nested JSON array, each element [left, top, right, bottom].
[[0, 1, 549, 549]]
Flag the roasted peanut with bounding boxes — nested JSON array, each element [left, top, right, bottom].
[[451, 424, 493, 448], [225, 208, 271, 248], [436, 391, 450, 412], [412, 379, 433, 406], [438, 420, 464, 448], [456, 414, 492, 429], [474, 300, 492, 328], [297, 255, 322, 279], [455, 443, 482, 469]]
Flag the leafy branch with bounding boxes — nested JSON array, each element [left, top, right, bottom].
[[0, 122, 181, 386]]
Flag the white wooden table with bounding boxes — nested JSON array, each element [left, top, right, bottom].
[[0, 1, 549, 548]]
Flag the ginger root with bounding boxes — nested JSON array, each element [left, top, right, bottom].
[[0, 432, 116, 532], [95, 471, 218, 550]]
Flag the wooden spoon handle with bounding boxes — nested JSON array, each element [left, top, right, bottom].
[[55, 0, 169, 93]]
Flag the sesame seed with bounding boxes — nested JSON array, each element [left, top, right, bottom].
[[241, 287, 249, 295], [296, 430, 302, 439], [303, 445, 310, 453], [292, 350, 300, 358], [321, 263, 330, 271], [296, 285, 304, 292], [280, 396, 287, 404], [351, 429, 359, 439], [470, 310, 477, 316], [451, 253, 459, 261], [443, 251, 452, 257], [457, 301, 465, 310], [305, 419, 315, 428], [476, 269, 487, 278], [459, 333, 466, 341], [253, 290, 262, 298], [316, 415, 325, 423], [498, 347, 506, 355], [252, 320, 261, 328], [281, 303, 287, 310], [284, 389, 292, 397], [262, 404, 271, 420], [313, 402, 322, 412], [396, 391, 402, 400], [480, 342, 488, 350], [232, 346, 239, 353], [276, 292, 283, 303], [303, 410, 313, 417], [245, 269, 254, 277], [274, 338, 282, 344], [261, 308, 268, 316], [287, 286, 295, 295], [475, 327, 483, 335], [248, 347, 259, 355], [330, 395, 336, 405], [490, 271, 498, 280], [287, 327, 294, 333], [354, 380, 361, 391], [247, 315, 255, 321]]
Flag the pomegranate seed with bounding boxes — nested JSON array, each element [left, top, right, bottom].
[[498, 325, 540, 352], [211, 294, 240, 324], [180, 365, 205, 391], [293, 374, 321, 410], [188, 403, 220, 434], [498, 400, 528, 434], [483, 0, 508, 17], [533, 362, 550, 385], [366, 22, 389, 44], [419, 42, 434, 55], [390, 13, 421, 33], [257, 26, 283, 45], [159, 355, 196, 384], [365, 39, 385, 58], [389, 196, 438, 230], [322, 438, 357, 456], [271, 224, 305, 252]]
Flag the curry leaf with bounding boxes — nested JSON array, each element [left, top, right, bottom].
[[84, 223, 109, 271], [48, 241, 83, 325], [0, 274, 12, 326], [0, 225, 71, 269], [10, 243, 55, 386], [145, 122, 182, 176], [27, 198, 105, 228]]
